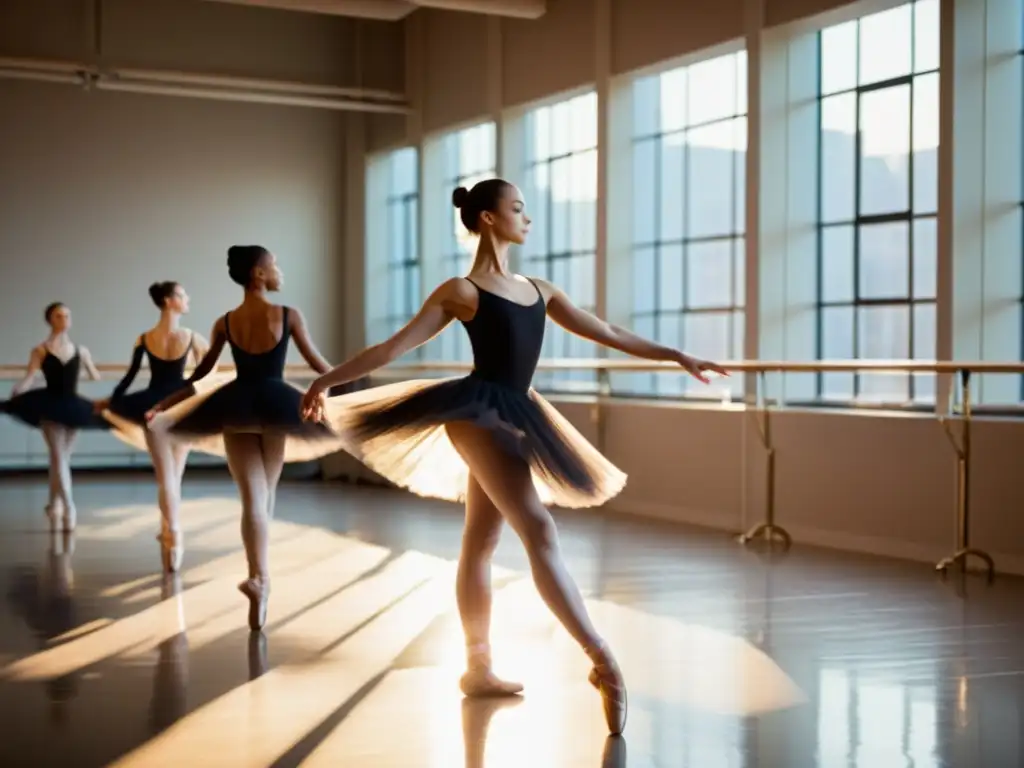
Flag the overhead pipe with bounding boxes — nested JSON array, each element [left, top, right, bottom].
[[94, 78, 409, 113], [0, 55, 409, 114], [111, 66, 406, 103]]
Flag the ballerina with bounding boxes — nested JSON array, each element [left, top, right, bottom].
[[2, 302, 107, 530], [145, 245, 347, 631], [94, 281, 211, 572], [301, 178, 727, 735]]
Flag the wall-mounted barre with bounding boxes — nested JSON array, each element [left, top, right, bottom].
[[2, 358, 1022, 579]]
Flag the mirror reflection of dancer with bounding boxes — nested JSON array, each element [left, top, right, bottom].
[[95, 282, 211, 573], [1, 303, 106, 530], [301, 179, 727, 736], [146, 246, 348, 631]]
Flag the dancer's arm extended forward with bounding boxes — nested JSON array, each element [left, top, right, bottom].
[[536, 279, 729, 384], [303, 278, 468, 402]]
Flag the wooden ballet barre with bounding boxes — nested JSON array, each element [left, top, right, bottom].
[[381, 358, 1024, 580]]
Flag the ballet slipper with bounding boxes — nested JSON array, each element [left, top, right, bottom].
[[156, 528, 184, 573], [238, 576, 270, 632], [586, 643, 627, 735], [459, 643, 523, 697]]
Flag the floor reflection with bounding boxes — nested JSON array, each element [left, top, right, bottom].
[[0, 476, 1022, 767]]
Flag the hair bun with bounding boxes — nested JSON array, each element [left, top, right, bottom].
[[451, 186, 469, 209]]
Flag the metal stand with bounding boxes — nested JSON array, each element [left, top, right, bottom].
[[937, 369, 994, 581], [739, 371, 791, 548]]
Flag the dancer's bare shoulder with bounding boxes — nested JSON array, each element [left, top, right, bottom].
[[431, 277, 479, 322]]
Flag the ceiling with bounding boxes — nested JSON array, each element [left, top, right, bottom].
[[199, 0, 546, 21]]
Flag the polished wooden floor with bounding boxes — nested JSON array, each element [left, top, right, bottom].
[[0, 472, 1021, 767]]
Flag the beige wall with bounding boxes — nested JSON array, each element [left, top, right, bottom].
[[0, 0, 404, 468]]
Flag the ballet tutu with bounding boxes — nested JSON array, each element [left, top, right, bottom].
[[322, 374, 627, 509], [0, 389, 109, 430], [101, 380, 192, 452], [148, 374, 353, 462]]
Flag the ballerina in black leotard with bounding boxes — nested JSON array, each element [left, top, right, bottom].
[[2, 302, 106, 530], [94, 281, 211, 573], [146, 246, 347, 630], [302, 179, 727, 736]]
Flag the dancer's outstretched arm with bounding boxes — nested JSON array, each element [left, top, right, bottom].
[[301, 278, 470, 410], [79, 347, 103, 381], [94, 338, 144, 411], [148, 318, 227, 415], [10, 346, 45, 396], [536, 278, 729, 383]]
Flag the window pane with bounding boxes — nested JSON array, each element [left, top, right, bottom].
[[733, 117, 747, 232], [633, 139, 657, 243], [821, 305, 855, 398], [571, 253, 596, 310], [912, 302, 936, 402], [660, 133, 685, 241], [683, 311, 731, 370], [658, 243, 684, 312], [570, 150, 597, 251], [388, 266, 403, 317], [912, 72, 939, 214], [858, 4, 912, 86], [821, 93, 856, 223], [529, 106, 550, 161], [634, 74, 660, 137], [550, 157, 570, 253], [633, 246, 656, 314], [659, 66, 687, 133], [687, 120, 737, 238], [656, 313, 684, 395], [914, 0, 940, 73], [551, 257, 569, 300], [821, 20, 857, 95], [735, 50, 748, 114], [389, 147, 417, 196], [860, 85, 911, 216], [859, 221, 909, 299], [443, 133, 459, 181], [687, 240, 733, 309], [571, 92, 598, 151], [733, 237, 745, 306], [858, 303, 910, 358], [551, 99, 571, 156], [387, 203, 405, 265], [913, 217, 937, 299], [822, 225, 854, 303], [525, 162, 549, 259], [688, 53, 739, 125]]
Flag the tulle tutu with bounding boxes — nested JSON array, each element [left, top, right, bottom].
[[148, 374, 350, 462], [1, 389, 108, 430], [101, 383, 182, 452], [323, 374, 627, 509]]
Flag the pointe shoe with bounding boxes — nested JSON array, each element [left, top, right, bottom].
[[157, 529, 184, 573], [459, 644, 523, 697], [238, 577, 270, 632], [587, 646, 628, 735]]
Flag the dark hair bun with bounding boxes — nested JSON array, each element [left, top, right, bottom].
[[227, 245, 267, 287], [148, 281, 178, 308], [452, 186, 469, 209]]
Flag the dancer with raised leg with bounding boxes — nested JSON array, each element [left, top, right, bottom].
[[95, 281, 210, 572], [301, 179, 727, 735], [2, 303, 107, 530], [146, 246, 346, 630]]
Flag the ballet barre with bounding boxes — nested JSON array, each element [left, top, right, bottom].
[[376, 358, 1024, 582], [2, 358, 1022, 580]]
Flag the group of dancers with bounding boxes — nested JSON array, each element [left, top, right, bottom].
[[0, 177, 726, 736]]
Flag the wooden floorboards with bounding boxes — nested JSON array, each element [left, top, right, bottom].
[[0, 473, 1020, 767]]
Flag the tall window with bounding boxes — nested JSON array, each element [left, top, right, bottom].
[[438, 122, 496, 363], [385, 147, 420, 349], [523, 91, 598, 391], [628, 50, 747, 399], [816, 0, 939, 404]]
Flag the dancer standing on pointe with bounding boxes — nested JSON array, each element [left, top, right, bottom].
[[94, 281, 211, 573], [2, 302, 107, 530], [145, 246, 347, 631], [300, 179, 727, 735]]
